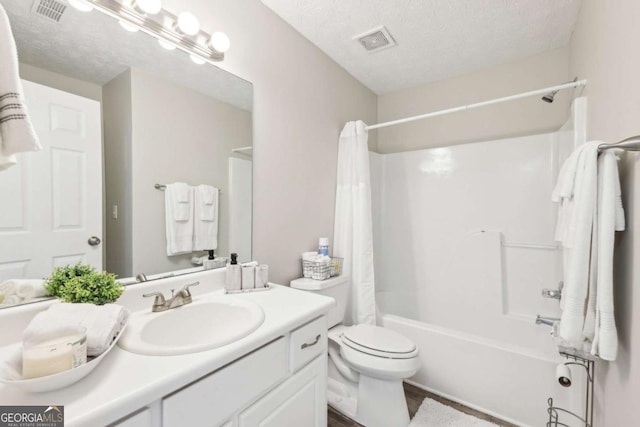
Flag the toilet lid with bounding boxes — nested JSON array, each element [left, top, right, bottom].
[[341, 325, 417, 358]]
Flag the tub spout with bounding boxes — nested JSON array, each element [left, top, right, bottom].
[[535, 315, 560, 327]]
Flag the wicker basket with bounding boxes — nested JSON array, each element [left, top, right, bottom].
[[302, 257, 343, 280]]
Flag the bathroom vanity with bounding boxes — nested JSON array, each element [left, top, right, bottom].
[[0, 269, 334, 427]]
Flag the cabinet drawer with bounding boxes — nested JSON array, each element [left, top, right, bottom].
[[163, 338, 287, 427], [289, 316, 327, 372]]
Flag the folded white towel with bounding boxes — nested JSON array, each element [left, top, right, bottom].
[[9, 279, 48, 300], [165, 184, 194, 255], [23, 303, 128, 357], [592, 151, 623, 360], [1, 294, 21, 306], [193, 185, 218, 250], [0, 5, 41, 161], [166, 182, 191, 221], [0, 280, 16, 297], [557, 142, 599, 347]]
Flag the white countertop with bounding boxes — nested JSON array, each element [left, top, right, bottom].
[[0, 283, 334, 426]]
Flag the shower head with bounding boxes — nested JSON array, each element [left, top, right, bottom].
[[542, 77, 579, 103], [541, 90, 559, 103]]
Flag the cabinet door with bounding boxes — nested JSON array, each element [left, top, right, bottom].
[[239, 355, 327, 427], [110, 408, 152, 427]]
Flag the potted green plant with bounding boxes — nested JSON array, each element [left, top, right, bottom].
[[45, 264, 124, 305]]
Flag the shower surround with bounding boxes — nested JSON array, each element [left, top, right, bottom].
[[370, 114, 587, 426]]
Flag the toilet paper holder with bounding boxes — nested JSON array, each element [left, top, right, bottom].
[[546, 350, 595, 427]]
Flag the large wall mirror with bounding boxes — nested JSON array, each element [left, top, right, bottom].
[[0, 0, 253, 309]]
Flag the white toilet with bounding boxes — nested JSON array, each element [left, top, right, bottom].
[[291, 276, 420, 427]]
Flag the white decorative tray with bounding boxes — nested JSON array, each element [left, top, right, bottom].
[[0, 325, 126, 393]]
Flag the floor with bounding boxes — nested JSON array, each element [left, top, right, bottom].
[[327, 382, 519, 427]]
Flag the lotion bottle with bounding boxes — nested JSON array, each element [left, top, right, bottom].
[[226, 253, 241, 292]]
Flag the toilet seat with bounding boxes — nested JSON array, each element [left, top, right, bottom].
[[341, 324, 418, 359]]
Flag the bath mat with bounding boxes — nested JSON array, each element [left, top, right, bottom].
[[409, 397, 499, 427]]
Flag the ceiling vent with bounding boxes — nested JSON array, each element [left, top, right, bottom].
[[353, 26, 396, 53], [31, 0, 67, 23]]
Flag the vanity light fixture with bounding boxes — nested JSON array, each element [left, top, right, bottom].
[[69, 0, 228, 64], [67, 0, 93, 12], [119, 20, 139, 32], [190, 54, 206, 65], [132, 0, 161, 15], [158, 39, 176, 50], [209, 32, 230, 53], [176, 11, 200, 36]]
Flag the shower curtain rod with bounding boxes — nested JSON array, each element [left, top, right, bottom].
[[365, 80, 588, 131]]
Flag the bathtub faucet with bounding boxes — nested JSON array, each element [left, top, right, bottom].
[[535, 315, 560, 327]]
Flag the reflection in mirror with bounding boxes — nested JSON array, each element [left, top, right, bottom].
[[0, 0, 253, 309]]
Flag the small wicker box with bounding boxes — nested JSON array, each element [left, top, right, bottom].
[[302, 257, 343, 280]]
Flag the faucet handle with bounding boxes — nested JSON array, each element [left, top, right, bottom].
[[143, 291, 167, 307], [180, 281, 200, 297]]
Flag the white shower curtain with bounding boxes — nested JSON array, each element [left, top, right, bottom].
[[333, 120, 376, 325]]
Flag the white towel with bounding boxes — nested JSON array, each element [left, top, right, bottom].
[[556, 142, 599, 347], [1, 294, 21, 306], [553, 142, 625, 360], [193, 185, 219, 250], [167, 182, 190, 221], [592, 151, 624, 360], [0, 5, 41, 164], [164, 183, 194, 255], [12, 279, 48, 300], [0, 280, 16, 297], [23, 303, 128, 357]]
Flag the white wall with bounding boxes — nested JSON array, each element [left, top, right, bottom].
[[103, 70, 133, 277], [19, 62, 103, 102], [166, 0, 379, 283], [376, 47, 571, 153], [569, 1, 640, 425]]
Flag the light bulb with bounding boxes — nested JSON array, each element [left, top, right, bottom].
[[209, 32, 230, 53], [158, 39, 176, 50], [119, 20, 139, 32], [134, 0, 161, 14], [177, 12, 200, 36], [190, 54, 206, 65], [68, 0, 93, 12]]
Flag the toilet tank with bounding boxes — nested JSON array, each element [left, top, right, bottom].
[[290, 276, 349, 328]]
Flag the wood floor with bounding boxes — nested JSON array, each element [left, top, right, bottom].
[[327, 382, 519, 427]]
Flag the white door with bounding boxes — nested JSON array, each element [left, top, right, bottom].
[[0, 80, 102, 281]]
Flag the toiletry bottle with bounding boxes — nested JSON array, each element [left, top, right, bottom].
[[318, 237, 329, 256], [226, 253, 242, 292], [203, 250, 216, 270]]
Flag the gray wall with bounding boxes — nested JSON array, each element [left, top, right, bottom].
[[200, 1, 379, 284], [569, 0, 640, 425], [103, 70, 133, 278], [129, 68, 252, 275], [376, 47, 571, 153], [19, 62, 103, 102]]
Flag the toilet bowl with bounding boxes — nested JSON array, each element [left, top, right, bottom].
[[290, 276, 420, 427]]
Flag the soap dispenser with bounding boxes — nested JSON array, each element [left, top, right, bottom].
[[203, 250, 216, 270], [226, 253, 241, 292]]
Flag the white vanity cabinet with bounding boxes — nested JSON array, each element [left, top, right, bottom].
[[111, 315, 328, 427], [238, 355, 327, 427]]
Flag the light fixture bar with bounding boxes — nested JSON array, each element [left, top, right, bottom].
[[83, 0, 224, 63]]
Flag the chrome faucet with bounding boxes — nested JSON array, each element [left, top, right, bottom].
[[535, 315, 560, 327], [143, 282, 200, 312]]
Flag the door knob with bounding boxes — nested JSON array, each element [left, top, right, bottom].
[[88, 236, 101, 246]]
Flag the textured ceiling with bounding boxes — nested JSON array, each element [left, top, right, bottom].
[[1, 0, 252, 111], [261, 0, 582, 94]]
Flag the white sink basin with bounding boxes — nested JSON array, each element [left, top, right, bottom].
[[118, 296, 265, 356]]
